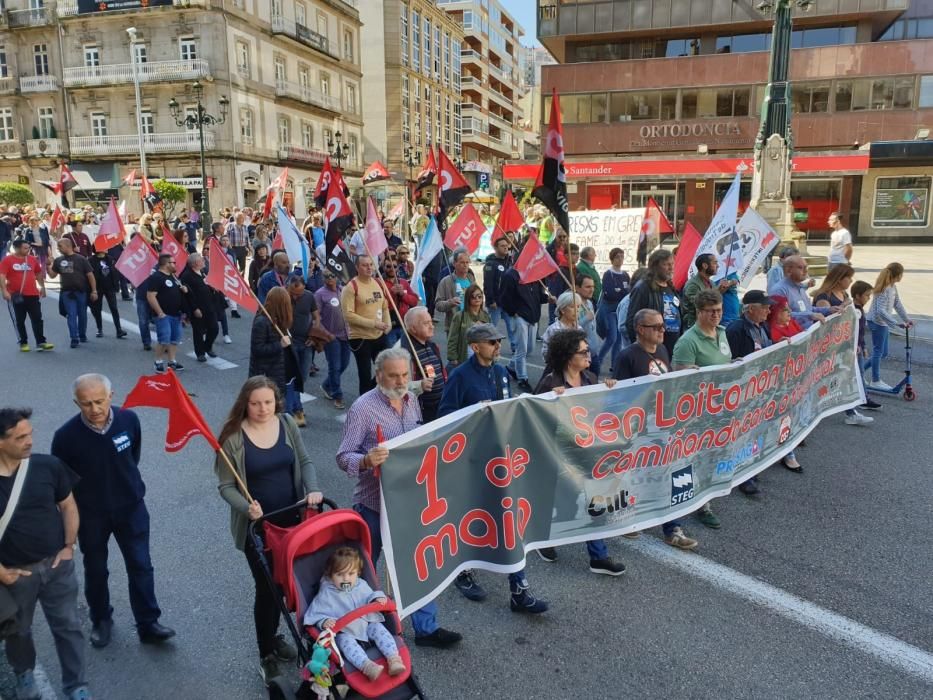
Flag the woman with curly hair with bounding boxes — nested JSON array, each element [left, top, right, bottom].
[[532, 328, 624, 574]]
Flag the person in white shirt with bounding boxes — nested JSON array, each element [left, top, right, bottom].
[[827, 212, 853, 270]]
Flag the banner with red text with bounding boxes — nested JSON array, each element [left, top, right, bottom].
[[379, 309, 862, 617]]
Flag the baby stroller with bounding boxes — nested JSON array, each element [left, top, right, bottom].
[[248, 499, 427, 700]]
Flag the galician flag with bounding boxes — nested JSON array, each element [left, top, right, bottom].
[[412, 216, 442, 304]]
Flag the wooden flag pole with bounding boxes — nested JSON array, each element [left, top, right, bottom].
[[500, 230, 562, 300], [565, 222, 580, 328], [216, 447, 254, 503], [359, 238, 429, 379]]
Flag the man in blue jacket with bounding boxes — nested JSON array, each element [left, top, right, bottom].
[[51, 374, 175, 649], [438, 324, 548, 615]]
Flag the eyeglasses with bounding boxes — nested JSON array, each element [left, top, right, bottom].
[[639, 323, 666, 331], [484, 339, 502, 346], [575, 348, 591, 356]]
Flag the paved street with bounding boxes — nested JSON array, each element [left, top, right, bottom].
[[1, 266, 931, 700]]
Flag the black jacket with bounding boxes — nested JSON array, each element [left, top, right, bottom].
[[248, 315, 303, 396], [89, 254, 120, 295], [726, 316, 772, 359], [624, 278, 682, 342], [482, 253, 511, 307], [499, 268, 548, 325], [180, 267, 215, 316]]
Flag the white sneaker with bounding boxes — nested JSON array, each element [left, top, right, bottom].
[[845, 411, 874, 426], [867, 380, 893, 391], [223, 335, 232, 344]]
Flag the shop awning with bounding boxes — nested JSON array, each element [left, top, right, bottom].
[[70, 163, 119, 190], [502, 153, 870, 181]]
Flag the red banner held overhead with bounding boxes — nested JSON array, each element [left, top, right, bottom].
[[514, 234, 559, 284], [494, 190, 524, 242], [205, 238, 258, 313], [94, 198, 126, 252], [673, 222, 704, 290], [443, 203, 486, 254], [160, 228, 188, 271], [115, 235, 158, 288]]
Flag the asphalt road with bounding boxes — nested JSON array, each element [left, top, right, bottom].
[[1, 292, 931, 700]]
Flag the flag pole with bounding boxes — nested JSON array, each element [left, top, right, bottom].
[[565, 221, 580, 328], [359, 238, 429, 379], [216, 447, 254, 503]]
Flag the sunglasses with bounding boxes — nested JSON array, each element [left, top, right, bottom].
[[575, 348, 591, 356], [484, 339, 502, 346], [639, 323, 666, 331]]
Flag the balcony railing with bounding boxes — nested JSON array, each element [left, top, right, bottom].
[[274, 80, 341, 112], [20, 75, 60, 93], [0, 76, 16, 94], [58, 0, 210, 15], [70, 130, 215, 157], [26, 138, 65, 157], [460, 49, 484, 64], [271, 15, 332, 56], [460, 76, 484, 91], [278, 144, 328, 165], [488, 111, 512, 129], [8, 7, 53, 28], [63, 59, 211, 88], [487, 86, 514, 109]]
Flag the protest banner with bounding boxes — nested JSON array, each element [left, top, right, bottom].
[[380, 309, 862, 617], [567, 208, 643, 273]]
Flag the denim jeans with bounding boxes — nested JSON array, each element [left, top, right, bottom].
[[353, 504, 438, 636], [386, 326, 403, 347], [61, 290, 88, 341], [135, 298, 152, 348], [595, 304, 622, 373], [662, 520, 683, 538], [322, 339, 351, 400], [79, 500, 161, 628], [488, 306, 517, 352], [868, 321, 889, 382], [509, 317, 537, 381], [6, 557, 87, 696]]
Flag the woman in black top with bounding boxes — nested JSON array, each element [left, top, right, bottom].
[[811, 263, 854, 310], [595, 248, 631, 372], [88, 250, 127, 338]]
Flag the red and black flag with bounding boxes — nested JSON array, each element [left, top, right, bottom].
[[414, 148, 437, 198], [313, 157, 337, 209], [40, 163, 79, 205], [324, 173, 355, 253], [324, 242, 357, 285], [362, 160, 391, 185], [436, 146, 471, 232], [533, 89, 570, 235]]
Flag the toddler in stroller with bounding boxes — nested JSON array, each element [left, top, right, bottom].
[[305, 547, 406, 682]]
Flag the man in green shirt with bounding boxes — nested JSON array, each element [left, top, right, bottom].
[[672, 289, 731, 529], [576, 246, 602, 302], [681, 253, 733, 329]]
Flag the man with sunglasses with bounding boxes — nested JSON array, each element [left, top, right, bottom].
[[438, 324, 549, 614], [615, 309, 699, 550]]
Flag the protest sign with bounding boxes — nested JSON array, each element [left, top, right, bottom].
[[567, 208, 643, 273], [380, 309, 862, 617]]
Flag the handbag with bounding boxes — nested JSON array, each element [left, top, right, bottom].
[[0, 458, 32, 638], [308, 325, 335, 352]]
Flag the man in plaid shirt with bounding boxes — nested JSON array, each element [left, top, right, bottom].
[[337, 346, 462, 649], [224, 211, 250, 273]]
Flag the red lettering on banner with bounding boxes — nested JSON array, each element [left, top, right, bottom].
[[416, 445, 449, 526], [594, 413, 622, 443], [571, 406, 594, 447], [655, 390, 677, 428], [442, 432, 467, 462], [459, 510, 498, 549], [414, 524, 458, 582], [484, 445, 528, 488]]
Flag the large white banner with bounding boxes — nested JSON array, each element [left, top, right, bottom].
[[567, 208, 644, 273]]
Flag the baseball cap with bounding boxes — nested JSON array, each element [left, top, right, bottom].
[[742, 290, 774, 305], [466, 323, 506, 344]]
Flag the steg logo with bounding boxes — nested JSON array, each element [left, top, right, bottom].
[[670, 465, 695, 506]]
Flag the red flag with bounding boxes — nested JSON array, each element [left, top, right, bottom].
[[122, 169, 137, 187], [386, 198, 405, 221], [269, 167, 289, 192], [494, 190, 524, 242], [261, 189, 276, 221], [123, 369, 220, 452], [363, 196, 388, 259], [641, 196, 673, 243], [437, 147, 470, 211], [271, 231, 285, 251], [160, 231, 189, 271], [115, 234, 158, 288], [206, 238, 258, 313], [514, 234, 560, 284], [59, 163, 78, 194], [313, 158, 336, 209], [362, 161, 391, 185], [533, 89, 569, 234], [324, 174, 355, 253], [49, 204, 66, 233], [139, 174, 154, 201], [443, 202, 486, 254], [94, 198, 127, 252], [673, 222, 703, 290], [414, 149, 437, 196]]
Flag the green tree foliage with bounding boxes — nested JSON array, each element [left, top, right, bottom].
[[0, 183, 36, 207]]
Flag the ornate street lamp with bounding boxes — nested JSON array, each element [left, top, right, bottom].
[[327, 130, 350, 170], [168, 81, 228, 230]]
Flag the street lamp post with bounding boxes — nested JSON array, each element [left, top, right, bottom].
[[403, 144, 421, 240], [126, 27, 147, 176], [750, 0, 813, 246], [327, 130, 350, 170], [168, 81, 228, 231]]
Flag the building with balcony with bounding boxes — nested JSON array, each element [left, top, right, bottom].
[[516, 0, 933, 242], [360, 0, 464, 209], [0, 0, 363, 216], [438, 0, 525, 193]]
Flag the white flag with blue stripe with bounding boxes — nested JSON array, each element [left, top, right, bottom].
[[276, 204, 310, 279], [412, 216, 442, 304]]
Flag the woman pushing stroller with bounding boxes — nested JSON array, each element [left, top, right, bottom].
[[305, 547, 406, 681]]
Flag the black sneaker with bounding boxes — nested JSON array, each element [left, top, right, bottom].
[[588, 558, 626, 576], [738, 477, 760, 496], [509, 580, 548, 614], [116, 330, 128, 339], [168, 361, 185, 371], [536, 547, 557, 562], [414, 627, 462, 649], [196, 355, 207, 362], [154, 361, 166, 374], [272, 633, 296, 661], [231, 310, 242, 319], [70, 339, 79, 349], [90, 619, 113, 648], [143, 345, 152, 351], [206, 351, 218, 358], [860, 399, 882, 410], [454, 570, 487, 602], [95, 330, 103, 338], [506, 365, 518, 381], [517, 379, 534, 393]]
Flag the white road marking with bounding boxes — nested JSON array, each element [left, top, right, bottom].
[[300, 392, 317, 404], [185, 352, 238, 370], [626, 536, 933, 684]]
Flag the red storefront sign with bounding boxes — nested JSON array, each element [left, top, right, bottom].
[[503, 153, 870, 181]]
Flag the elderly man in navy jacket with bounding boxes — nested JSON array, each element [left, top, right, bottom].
[[51, 374, 175, 648], [438, 324, 549, 615]]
